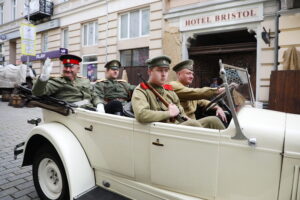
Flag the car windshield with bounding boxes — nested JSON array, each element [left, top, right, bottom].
[[223, 64, 255, 110]]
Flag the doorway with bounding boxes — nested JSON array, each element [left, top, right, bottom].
[[188, 30, 257, 95], [9, 40, 16, 65]]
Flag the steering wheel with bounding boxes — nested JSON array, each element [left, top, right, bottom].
[[204, 89, 227, 112], [204, 84, 236, 112]]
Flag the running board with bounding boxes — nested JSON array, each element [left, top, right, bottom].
[[74, 186, 131, 200]]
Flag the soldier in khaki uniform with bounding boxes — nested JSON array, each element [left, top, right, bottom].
[[169, 59, 227, 122], [32, 54, 101, 110], [132, 55, 225, 130], [93, 60, 136, 115]]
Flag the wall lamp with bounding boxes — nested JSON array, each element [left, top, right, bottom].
[[261, 27, 275, 46]]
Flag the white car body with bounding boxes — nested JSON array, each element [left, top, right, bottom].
[[19, 64, 300, 200]]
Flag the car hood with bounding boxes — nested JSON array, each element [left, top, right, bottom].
[[229, 106, 286, 152], [284, 113, 300, 159]]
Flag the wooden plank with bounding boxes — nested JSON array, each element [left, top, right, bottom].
[[269, 70, 300, 114]]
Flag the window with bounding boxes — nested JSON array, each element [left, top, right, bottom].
[[82, 21, 98, 46], [61, 29, 68, 49], [0, 43, 4, 65], [41, 32, 48, 52], [120, 48, 149, 67], [120, 8, 149, 39], [12, 0, 16, 20], [0, 4, 3, 24], [82, 55, 98, 81]]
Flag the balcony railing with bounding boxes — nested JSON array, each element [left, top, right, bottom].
[[24, 0, 54, 22]]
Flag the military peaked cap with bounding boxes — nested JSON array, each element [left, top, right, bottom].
[[105, 60, 121, 70], [60, 54, 82, 67], [146, 55, 171, 68], [173, 59, 194, 72]]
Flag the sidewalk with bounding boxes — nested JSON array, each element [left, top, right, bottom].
[[0, 101, 42, 200]]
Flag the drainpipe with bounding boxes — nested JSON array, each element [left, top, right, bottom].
[[274, 0, 281, 71], [105, 0, 109, 63]]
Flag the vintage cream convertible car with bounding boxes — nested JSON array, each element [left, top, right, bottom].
[[15, 62, 300, 200]]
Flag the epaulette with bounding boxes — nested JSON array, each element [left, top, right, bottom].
[[50, 74, 63, 78], [77, 75, 87, 79], [163, 84, 173, 91], [117, 79, 127, 82], [140, 82, 149, 90], [95, 78, 107, 82]]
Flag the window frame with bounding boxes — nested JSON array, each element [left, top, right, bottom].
[[61, 28, 69, 49], [120, 47, 149, 67], [82, 54, 98, 81], [119, 8, 150, 40], [11, 0, 16, 20], [41, 32, 48, 52], [0, 3, 3, 24], [82, 21, 98, 47]]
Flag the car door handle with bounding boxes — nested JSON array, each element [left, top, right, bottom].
[[152, 139, 164, 147], [84, 125, 93, 132]]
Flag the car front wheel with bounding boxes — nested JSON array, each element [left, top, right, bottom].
[[33, 146, 69, 200]]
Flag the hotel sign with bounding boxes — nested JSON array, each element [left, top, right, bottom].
[[180, 4, 263, 31]]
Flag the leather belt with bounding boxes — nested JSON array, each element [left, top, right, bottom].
[[104, 98, 127, 103]]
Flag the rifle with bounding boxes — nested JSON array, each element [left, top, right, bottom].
[[16, 84, 77, 116], [137, 73, 187, 123]]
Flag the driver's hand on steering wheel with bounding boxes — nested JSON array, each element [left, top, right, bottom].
[[217, 87, 225, 94], [215, 106, 227, 123], [216, 82, 239, 94], [229, 82, 239, 89]]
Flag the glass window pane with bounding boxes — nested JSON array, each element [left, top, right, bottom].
[[133, 48, 149, 66], [141, 9, 149, 35], [42, 33, 48, 52], [94, 22, 98, 45], [83, 55, 97, 62], [121, 14, 128, 38], [120, 50, 132, 67], [63, 29, 68, 49], [129, 11, 139, 38], [84, 25, 88, 46], [88, 22, 94, 45], [86, 63, 97, 81], [83, 55, 98, 81], [0, 4, 3, 24]]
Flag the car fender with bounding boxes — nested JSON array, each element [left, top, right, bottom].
[[23, 122, 95, 199]]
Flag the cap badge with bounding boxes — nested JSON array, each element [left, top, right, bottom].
[[67, 59, 70, 63]]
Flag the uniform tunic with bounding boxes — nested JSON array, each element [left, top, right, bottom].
[[32, 76, 100, 107], [132, 82, 225, 129], [169, 81, 218, 119], [94, 79, 136, 105], [132, 83, 185, 123]]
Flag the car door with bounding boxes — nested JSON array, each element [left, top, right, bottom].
[[75, 111, 136, 178], [149, 122, 221, 199]]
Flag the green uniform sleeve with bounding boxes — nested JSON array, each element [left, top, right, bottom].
[[170, 81, 218, 101], [32, 77, 60, 96], [128, 83, 136, 91], [93, 82, 105, 104], [90, 84, 101, 106], [132, 88, 170, 123]]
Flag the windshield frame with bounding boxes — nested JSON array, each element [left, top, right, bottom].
[[219, 60, 248, 140], [222, 64, 255, 107]]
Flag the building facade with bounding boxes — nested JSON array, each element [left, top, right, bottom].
[[0, 0, 164, 82], [0, 0, 299, 103], [163, 0, 300, 103]]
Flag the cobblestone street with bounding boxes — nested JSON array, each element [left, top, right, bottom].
[[0, 101, 42, 200]]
